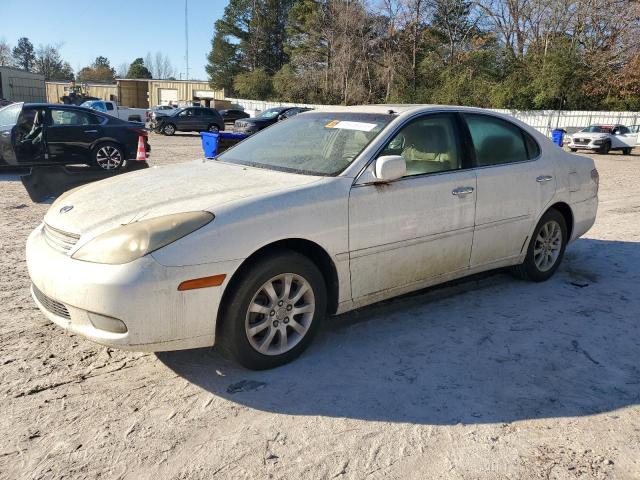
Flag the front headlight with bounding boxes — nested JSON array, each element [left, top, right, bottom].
[[72, 211, 214, 265]]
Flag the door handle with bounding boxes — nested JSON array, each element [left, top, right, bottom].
[[452, 186, 474, 196], [84, 129, 98, 133], [536, 175, 553, 183]]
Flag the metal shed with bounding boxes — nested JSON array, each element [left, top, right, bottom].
[[148, 80, 225, 107], [0, 67, 46, 102]]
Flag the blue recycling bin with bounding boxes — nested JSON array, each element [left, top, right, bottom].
[[200, 131, 248, 158], [551, 129, 565, 147]]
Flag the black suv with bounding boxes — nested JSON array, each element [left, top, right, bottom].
[[155, 106, 225, 136]]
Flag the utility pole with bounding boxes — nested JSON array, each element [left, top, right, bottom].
[[185, 0, 189, 80]]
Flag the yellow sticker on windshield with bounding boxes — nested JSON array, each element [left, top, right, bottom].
[[325, 120, 340, 128]]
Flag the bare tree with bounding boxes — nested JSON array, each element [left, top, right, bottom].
[[0, 39, 11, 66]]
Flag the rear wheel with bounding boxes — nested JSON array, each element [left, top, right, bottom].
[[622, 148, 632, 155], [207, 124, 220, 133], [570, 148, 577, 152], [218, 250, 327, 370], [92, 142, 124, 170], [513, 209, 567, 282], [162, 123, 176, 136]]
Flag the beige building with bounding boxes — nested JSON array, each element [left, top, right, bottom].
[[0, 66, 46, 102], [46, 78, 226, 108]]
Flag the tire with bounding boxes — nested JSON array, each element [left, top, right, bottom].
[[622, 148, 632, 155], [162, 123, 176, 136], [599, 141, 611, 154], [218, 250, 327, 370], [513, 208, 568, 282], [207, 124, 220, 133], [92, 142, 125, 171], [570, 148, 577, 152]]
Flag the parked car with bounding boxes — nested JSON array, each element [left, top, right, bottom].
[[566, 124, 637, 154], [0, 102, 149, 170], [80, 100, 150, 123], [220, 108, 250, 124], [26, 106, 598, 369], [154, 106, 225, 135], [149, 104, 178, 123], [233, 106, 312, 135]]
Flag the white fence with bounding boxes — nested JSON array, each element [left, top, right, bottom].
[[225, 97, 640, 137]]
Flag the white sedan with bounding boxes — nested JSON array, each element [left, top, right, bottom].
[[26, 106, 598, 369]]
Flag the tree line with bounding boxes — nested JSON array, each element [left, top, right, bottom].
[[206, 0, 640, 110], [0, 37, 176, 84]]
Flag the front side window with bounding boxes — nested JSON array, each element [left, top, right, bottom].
[[218, 112, 393, 176], [464, 114, 532, 166], [179, 109, 194, 117], [379, 114, 462, 177], [50, 109, 99, 126], [0, 103, 22, 126], [105, 102, 114, 111]]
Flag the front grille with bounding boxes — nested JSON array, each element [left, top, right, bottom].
[[574, 138, 590, 145], [32, 284, 70, 320], [42, 223, 80, 253]]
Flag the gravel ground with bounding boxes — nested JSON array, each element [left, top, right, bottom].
[[1, 133, 639, 480]]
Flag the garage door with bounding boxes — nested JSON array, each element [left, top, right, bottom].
[[158, 88, 178, 105]]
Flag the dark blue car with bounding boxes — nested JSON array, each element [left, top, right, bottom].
[[0, 102, 150, 170]]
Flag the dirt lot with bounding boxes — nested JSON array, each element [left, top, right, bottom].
[[1, 133, 639, 480]]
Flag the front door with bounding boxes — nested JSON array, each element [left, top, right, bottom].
[[0, 103, 21, 165], [349, 113, 476, 300], [462, 113, 557, 267], [611, 126, 637, 149]]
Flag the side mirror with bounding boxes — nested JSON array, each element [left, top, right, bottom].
[[374, 155, 406, 182], [277, 114, 286, 121]]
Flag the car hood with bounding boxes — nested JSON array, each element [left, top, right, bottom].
[[44, 161, 320, 238]]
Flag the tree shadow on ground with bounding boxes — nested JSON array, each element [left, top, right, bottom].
[[157, 238, 640, 425]]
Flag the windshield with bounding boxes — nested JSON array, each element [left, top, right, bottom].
[[0, 103, 22, 126], [217, 112, 393, 176], [257, 108, 285, 120], [581, 125, 612, 133]]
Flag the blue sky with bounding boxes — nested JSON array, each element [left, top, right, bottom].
[[1, 0, 229, 80]]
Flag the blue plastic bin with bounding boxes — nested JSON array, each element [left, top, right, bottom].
[[200, 131, 248, 158], [551, 129, 564, 147]]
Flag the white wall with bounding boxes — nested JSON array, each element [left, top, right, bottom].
[[225, 97, 640, 136]]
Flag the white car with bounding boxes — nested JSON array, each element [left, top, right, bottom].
[[566, 124, 637, 154], [26, 106, 598, 369], [80, 100, 150, 123]]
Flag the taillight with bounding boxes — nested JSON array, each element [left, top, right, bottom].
[[128, 127, 148, 137]]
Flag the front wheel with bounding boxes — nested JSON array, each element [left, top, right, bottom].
[[599, 141, 611, 154], [93, 143, 124, 170], [218, 250, 327, 370], [162, 123, 176, 136], [207, 124, 220, 133], [570, 148, 577, 152], [622, 148, 632, 155], [513, 209, 567, 282]]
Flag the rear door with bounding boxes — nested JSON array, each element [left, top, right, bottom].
[[463, 113, 556, 268], [45, 108, 104, 163]]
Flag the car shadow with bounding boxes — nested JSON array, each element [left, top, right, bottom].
[[157, 238, 640, 425]]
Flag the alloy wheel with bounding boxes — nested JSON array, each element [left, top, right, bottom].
[[533, 220, 562, 272], [245, 273, 315, 356], [163, 124, 175, 135], [95, 146, 123, 170]]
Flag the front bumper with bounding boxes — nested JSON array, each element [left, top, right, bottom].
[[567, 140, 603, 151], [26, 224, 241, 351]]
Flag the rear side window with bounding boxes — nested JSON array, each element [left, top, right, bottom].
[[50, 109, 100, 126], [464, 114, 536, 166]]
